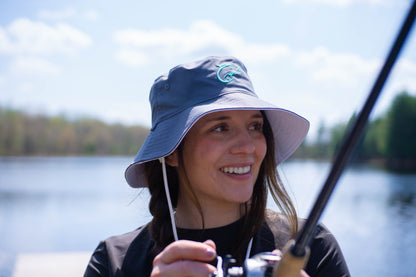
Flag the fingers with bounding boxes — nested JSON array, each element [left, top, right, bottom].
[[151, 240, 217, 277], [152, 259, 216, 277], [271, 249, 282, 256], [156, 240, 216, 264], [203, 239, 216, 251]]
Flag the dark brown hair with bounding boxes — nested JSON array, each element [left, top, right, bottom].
[[144, 112, 298, 260]]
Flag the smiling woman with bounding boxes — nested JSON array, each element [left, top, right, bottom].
[[83, 56, 350, 277], [167, 110, 267, 229]]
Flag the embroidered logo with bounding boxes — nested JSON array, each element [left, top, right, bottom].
[[216, 64, 242, 83]]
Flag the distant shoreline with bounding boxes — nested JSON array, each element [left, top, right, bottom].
[[1, 155, 415, 173]]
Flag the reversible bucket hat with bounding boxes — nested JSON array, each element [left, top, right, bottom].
[[125, 56, 309, 188]]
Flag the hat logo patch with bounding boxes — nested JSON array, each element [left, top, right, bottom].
[[216, 64, 242, 83]]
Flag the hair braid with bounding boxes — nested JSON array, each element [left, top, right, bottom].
[[145, 161, 179, 255]]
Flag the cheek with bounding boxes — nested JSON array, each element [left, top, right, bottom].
[[182, 138, 219, 171], [256, 137, 267, 161], [191, 137, 223, 158]]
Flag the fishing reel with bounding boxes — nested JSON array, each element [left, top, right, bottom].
[[210, 252, 281, 277]]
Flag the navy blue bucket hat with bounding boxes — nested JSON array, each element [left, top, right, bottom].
[[125, 56, 309, 188]]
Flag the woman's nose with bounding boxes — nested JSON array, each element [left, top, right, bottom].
[[229, 129, 256, 154]]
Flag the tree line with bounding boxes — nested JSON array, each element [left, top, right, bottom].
[[1, 91, 415, 171], [0, 108, 149, 156], [293, 91, 416, 172]]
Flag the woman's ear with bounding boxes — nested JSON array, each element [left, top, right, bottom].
[[165, 151, 179, 167]]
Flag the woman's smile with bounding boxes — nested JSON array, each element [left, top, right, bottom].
[[220, 165, 251, 175]]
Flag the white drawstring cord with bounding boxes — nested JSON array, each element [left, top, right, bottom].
[[159, 157, 253, 257], [245, 237, 253, 260], [159, 157, 179, 241]]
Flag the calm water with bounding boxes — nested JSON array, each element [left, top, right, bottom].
[[0, 157, 416, 276]]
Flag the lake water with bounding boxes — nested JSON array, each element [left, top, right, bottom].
[[0, 157, 415, 276]]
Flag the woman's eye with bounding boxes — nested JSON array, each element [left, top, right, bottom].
[[212, 124, 228, 133], [249, 122, 263, 132]]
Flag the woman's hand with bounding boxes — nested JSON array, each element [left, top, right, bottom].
[[151, 239, 217, 277], [299, 270, 310, 277]]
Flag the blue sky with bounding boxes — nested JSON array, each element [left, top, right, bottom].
[[1, 0, 415, 140]]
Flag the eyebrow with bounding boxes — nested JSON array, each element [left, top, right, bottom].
[[205, 112, 264, 122]]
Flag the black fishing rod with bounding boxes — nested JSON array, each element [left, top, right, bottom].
[[274, 1, 416, 276]]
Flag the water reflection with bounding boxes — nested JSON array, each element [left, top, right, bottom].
[[1, 157, 416, 277], [277, 160, 416, 277], [386, 174, 416, 218]]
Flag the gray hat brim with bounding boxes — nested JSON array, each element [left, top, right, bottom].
[[125, 91, 309, 188]]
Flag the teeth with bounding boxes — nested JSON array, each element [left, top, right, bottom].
[[221, 166, 251, 174]]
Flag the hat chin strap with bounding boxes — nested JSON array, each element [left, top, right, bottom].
[[159, 157, 179, 241], [159, 157, 254, 259]]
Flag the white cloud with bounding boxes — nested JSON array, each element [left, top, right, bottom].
[[37, 7, 100, 22], [18, 82, 35, 93], [293, 46, 416, 101], [394, 58, 416, 89], [290, 46, 416, 133], [315, 0, 388, 6], [377, 57, 416, 109], [0, 18, 92, 56], [83, 10, 100, 21], [295, 46, 379, 86], [10, 56, 61, 76], [114, 20, 291, 66], [37, 7, 77, 21], [0, 76, 5, 85], [282, 0, 390, 7]]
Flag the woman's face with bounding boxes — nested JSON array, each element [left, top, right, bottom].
[[171, 110, 267, 211]]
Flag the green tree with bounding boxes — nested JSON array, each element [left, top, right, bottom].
[[356, 117, 387, 161], [0, 106, 149, 156], [384, 92, 416, 170], [0, 108, 25, 155]]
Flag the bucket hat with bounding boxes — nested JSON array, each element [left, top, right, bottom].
[[125, 56, 309, 188]]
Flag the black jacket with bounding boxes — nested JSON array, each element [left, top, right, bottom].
[[84, 210, 350, 277]]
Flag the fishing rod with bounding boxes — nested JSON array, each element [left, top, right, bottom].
[[210, 2, 416, 276], [274, 1, 416, 276]]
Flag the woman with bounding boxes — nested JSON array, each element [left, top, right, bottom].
[[84, 56, 350, 277]]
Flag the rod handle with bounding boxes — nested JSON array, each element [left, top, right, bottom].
[[273, 240, 310, 277]]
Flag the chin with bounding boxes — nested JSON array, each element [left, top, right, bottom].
[[231, 190, 254, 204]]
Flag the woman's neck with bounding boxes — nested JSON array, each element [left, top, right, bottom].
[[175, 197, 245, 229]]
